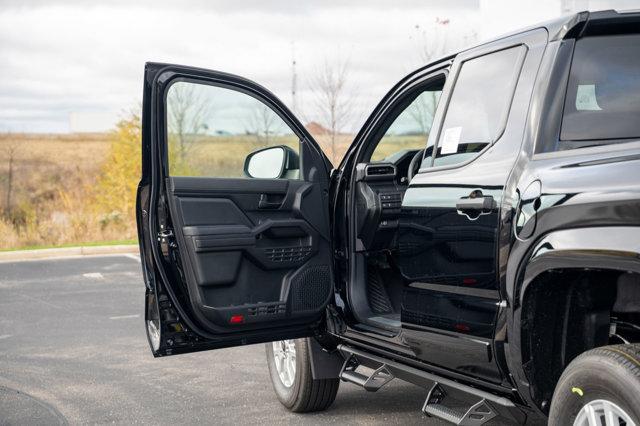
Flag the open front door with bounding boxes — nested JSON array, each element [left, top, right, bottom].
[[137, 63, 334, 356]]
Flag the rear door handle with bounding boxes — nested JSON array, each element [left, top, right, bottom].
[[258, 193, 284, 209], [456, 196, 495, 212], [456, 192, 495, 219]]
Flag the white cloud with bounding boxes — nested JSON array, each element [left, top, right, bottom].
[[0, 0, 636, 133]]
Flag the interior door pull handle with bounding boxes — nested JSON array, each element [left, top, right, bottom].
[[258, 194, 283, 209]]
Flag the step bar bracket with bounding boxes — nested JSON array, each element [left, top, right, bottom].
[[339, 354, 395, 391], [422, 382, 498, 425]]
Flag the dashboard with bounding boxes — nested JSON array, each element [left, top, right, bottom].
[[354, 149, 420, 252]]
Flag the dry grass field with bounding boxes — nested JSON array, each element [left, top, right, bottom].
[[0, 132, 115, 249], [0, 120, 425, 251], [168, 133, 360, 177]]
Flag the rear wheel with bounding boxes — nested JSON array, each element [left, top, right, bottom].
[[549, 344, 640, 426], [265, 338, 339, 412]]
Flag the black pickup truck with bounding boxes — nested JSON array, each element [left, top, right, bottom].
[[136, 10, 640, 425]]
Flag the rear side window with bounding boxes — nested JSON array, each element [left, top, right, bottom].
[[430, 46, 525, 168], [561, 35, 640, 142]]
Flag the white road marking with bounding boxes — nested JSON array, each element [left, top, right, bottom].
[[82, 272, 104, 279], [125, 253, 141, 262], [0, 334, 13, 340], [109, 314, 140, 320]]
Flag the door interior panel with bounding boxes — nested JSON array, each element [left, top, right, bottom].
[[167, 176, 333, 333], [141, 64, 336, 354]]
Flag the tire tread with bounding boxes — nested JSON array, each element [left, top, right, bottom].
[[267, 338, 339, 413], [549, 343, 640, 426]]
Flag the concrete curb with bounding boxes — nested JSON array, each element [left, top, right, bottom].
[[0, 244, 139, 262]]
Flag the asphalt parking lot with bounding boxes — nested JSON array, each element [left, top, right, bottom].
[[0, 255, 509, 425]]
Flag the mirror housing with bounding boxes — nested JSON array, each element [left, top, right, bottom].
[[244, 145, 299, 179]]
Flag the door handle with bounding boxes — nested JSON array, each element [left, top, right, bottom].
[[456, 196, 494, 212], [456, 191, 495, 218], [258, 193, 284, 209]]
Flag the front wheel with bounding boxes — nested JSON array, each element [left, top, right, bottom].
[[265, 338, 339, 412], [549, 344, 640, 426]]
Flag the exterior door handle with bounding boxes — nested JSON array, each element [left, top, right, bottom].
[[456, 191, 495, 212]]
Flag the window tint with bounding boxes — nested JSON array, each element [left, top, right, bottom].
[[431, 46, 524, 168], [561, 35, 640, 142], [166, 81, 299, 178], [370, 86, 443, 162]]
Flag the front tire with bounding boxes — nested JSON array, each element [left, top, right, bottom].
[[549, 344, 640, 426], [265, 338, 339, 412]]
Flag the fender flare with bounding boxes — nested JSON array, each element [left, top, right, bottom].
[[520, 226, 640, 304]]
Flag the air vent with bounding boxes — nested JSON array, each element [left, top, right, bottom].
[[366, 164, 395, 177]]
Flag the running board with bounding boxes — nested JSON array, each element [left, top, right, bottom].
[[337, 345, 525, 424]]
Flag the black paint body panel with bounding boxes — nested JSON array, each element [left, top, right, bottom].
[[137, 10, 640, 423]]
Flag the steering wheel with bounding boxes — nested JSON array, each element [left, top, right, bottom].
[[407, 149, 425, 182]]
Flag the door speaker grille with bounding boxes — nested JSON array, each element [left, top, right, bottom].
[[290, 265, 331, 313]]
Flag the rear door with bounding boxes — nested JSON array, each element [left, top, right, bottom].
[[397, 29, 547, 383], [138, 63, 334, 356]]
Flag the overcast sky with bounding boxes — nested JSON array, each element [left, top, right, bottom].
[[0, 0, 637, 133]]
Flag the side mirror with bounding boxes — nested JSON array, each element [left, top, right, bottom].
[[244, 145, 299, 179]]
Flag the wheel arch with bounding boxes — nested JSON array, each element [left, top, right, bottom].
[[508, 226, 640, 414], [521, 226, 640, 300]]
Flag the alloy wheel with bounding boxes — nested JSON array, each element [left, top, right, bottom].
[[272, 340, 297, 387], [573, 399, 636, 426]]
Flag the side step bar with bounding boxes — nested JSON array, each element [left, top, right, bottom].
[[339, 353, 394, 391], [423, 382, 496, 425], [338, 344, 525, 424]]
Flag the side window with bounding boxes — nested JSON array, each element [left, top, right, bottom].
[[370, 80, 444, 162], [166, 81, 300, 179], [430, 46, 524, 168], [560, 35, 640, 144]]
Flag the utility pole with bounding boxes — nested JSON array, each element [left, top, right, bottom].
[[291, 41, 298, 114]]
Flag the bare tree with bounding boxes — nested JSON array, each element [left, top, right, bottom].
[[310, 57, 355, 163], [246, 104, 279, 144], [407, 92, 439, 136], [167, 83, 212, 164], [415, 18, 451, 65], [407, 18, 476, 136]]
